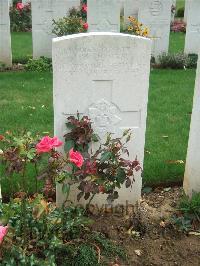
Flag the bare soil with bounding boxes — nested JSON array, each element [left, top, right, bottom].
[[89, 187, 200, 266]]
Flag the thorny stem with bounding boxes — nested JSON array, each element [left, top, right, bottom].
[[86, 194, 95, 210], [34, 162, 38, 193], [22, 158, 27, 194]]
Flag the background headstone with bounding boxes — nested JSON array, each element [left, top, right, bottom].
[[0, 0, 12, 66], [87, 0, 121, 32], [53, 32, 151, 206], [184, 54, 200, 197], [184, 0, 189, 23], [31, 0, 79, 58], [124, 0, 139, 23], [184, 0, 200, 54], [119, 0, 125, 15], [138, 0, 172, 58]]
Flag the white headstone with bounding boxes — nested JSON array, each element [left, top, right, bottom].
[[184, 0, 200, 55], [0, 0, 12, 66], [138, 0, 172, 58], [124, 0, 139, 23], [184, 0, 189, 23], [87, 0, 121, 32], [119, 0, 125, 15], [184, 54, 200, 197], [31, 0, 79, 58], [53, 32, 151, 206]]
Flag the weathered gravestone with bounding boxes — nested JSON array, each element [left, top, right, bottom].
[[87, 0, 120, 32], [138, 0, 172, 58], [124, 0, 139, 23], [184, 54, 200, 197], [0, 0, 12, 66], [31, 0, 79, 58], [53, 32, 151, 206], [184, 0, 200, 54]]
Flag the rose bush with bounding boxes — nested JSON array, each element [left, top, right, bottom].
[[10, 2, 31, 32], [52, 1, 88, 36]]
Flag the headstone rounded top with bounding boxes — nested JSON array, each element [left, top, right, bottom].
[[52, 32, 152, 43]]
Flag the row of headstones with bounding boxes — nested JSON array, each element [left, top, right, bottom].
[[1, 0, 200, 67]]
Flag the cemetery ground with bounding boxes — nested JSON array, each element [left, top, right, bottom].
[[1, 31, 200, 263]]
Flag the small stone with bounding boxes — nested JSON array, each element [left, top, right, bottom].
[[134, 249, 142, 256]]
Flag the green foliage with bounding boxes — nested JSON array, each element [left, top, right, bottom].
[[0, 198, 126, 265], [90, 232, 126, 260], [0, 62, 6, 72], [172, 192, 200, 232], [158, 53, 198, 69], [179, 192, 200, 219], [176, 7, 185, 18], [52, 16, 86, 36], [25, 57, 52, 72], [0, 131, 42, 196], [52, 4, 87, 37], [72, 244, 98, 266], [187, 54, 198, 69], [10, 3, 32, 32]]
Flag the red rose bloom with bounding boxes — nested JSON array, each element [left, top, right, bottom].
[[98, 185, 105, 193], [82, 4, 87, 13], [16, 2, 24, 10], [69, 148, 83, 168], [36, 136, 63, 154], [83, 22, 88, 30]]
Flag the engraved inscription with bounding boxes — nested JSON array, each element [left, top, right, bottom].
[[56, 46, 147, 75], [88, 99, 121, 137], [0, 4, 6, 26], [150, 0, 163, 16], [191, 24, 200, 34], [96, 19, 113, 31]]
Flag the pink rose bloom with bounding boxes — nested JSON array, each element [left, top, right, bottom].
[[16, 2, 24, 10], [69, 148, 83, 168], [36, 136, 63, 154], [0, 225, 8, 244], [82, 4, 87, 13], [83, 22, 88, 30]]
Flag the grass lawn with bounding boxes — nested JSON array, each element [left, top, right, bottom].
[[176, 0, 185, 10], [11, 32, 32, 63], [169, 32, 185, 54], [0, 69, 196, 194]]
